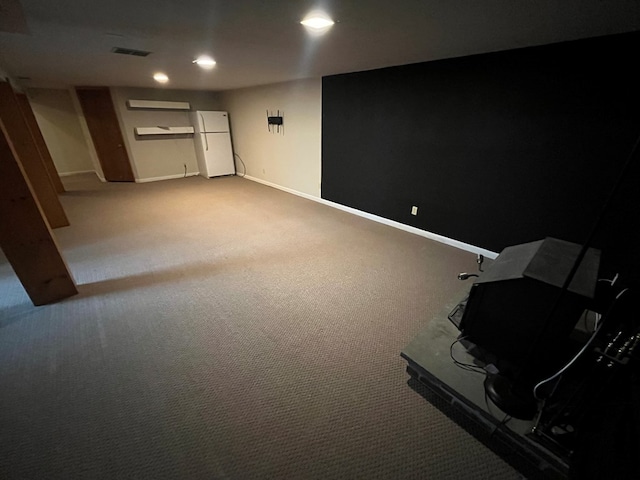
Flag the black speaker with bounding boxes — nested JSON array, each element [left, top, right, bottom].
[[459, 237, 600, 375]]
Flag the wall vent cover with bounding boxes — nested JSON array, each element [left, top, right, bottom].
[[111, 47, 152, 57]]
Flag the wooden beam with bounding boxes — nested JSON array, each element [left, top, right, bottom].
[[16, 93, 65, 194], [0, 118, 78, 306], [0, 81, 69, 228]]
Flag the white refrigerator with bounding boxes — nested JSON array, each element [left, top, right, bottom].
[[191, 111, 236, 178]]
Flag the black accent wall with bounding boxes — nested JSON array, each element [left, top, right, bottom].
[[322, 32, 640, 280]]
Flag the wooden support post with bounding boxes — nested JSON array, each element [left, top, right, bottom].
[[0, 119, 78, 305], [16, 93, 66, 194], [0, 81, 69, 228]]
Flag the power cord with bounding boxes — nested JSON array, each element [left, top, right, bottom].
[[450, 337, 512, 432], [234, 153, 247, 177], [533, 287, 630, 400], [450, 337, 486, 375], [489, 412, 512, 437], [457, 254, 485, 280], [457, 273, 479, 280]]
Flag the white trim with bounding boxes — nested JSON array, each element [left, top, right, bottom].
[[242, 174, 498, 259], [127, 99, 191, 110], [136, 172, 199, 183], [57, 170, 105, 183], [58, 170, 96, 177]]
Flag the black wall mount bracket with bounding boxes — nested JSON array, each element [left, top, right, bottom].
[[267, 110, 284, 134]]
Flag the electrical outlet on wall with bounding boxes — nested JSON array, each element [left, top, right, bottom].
[[411, 206, 418, 216]]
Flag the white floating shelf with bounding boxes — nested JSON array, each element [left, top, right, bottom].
[[127, 99, 191, 110], [135, 126, 195, 136]]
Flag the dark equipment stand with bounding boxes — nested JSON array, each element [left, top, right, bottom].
[[401, 291, 570, 479], [402, 127, 640, 478]]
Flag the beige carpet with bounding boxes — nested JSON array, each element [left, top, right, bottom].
[[0, 173, 521, 479]]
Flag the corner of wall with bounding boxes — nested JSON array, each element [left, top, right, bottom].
[[218, 77, 322, 198], [109, 86, 223, 182]]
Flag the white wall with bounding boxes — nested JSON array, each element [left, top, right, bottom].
[[18, 80, 321, 190], [111, 87, 222, 182], [27, 88, 95, 175], [219, 78, 322, 197]]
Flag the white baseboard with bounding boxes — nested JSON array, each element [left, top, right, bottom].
[[58, 170, 95, 177], [58, 170, 105, 182], [242, 175, 498, 259], [136, 172, 199, 183]]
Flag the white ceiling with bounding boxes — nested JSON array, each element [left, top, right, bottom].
[[2, 0, 640, 91]]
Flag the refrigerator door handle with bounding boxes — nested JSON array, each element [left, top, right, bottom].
[[199, 114, 210, 150]]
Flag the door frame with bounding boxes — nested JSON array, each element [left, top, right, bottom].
[[75, 87, 135, 182]]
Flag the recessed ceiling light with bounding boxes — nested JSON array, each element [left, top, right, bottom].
[[300, 15, 335, 30], [193, 56, 216, 69], [153, 72, 169, 83]]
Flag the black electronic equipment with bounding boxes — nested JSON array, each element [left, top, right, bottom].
[[459, 237, 600, 377]]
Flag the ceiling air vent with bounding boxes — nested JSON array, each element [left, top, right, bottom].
[[111, 47, 152, 57]]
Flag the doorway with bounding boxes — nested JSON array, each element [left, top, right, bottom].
[[76, 87, 135, 182]]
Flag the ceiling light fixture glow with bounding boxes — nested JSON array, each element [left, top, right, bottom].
[[193, 56, 217, 69], [153, 72, 169, 83], [301, 14, 334, 30]]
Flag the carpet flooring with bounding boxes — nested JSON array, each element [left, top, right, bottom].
[[0, 173, 521, 479]]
